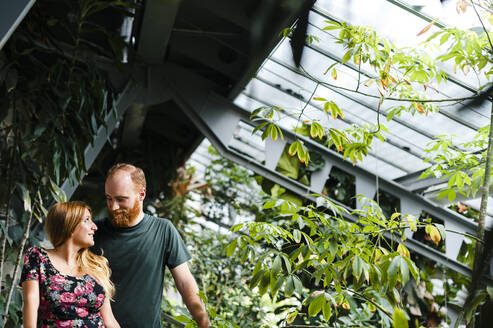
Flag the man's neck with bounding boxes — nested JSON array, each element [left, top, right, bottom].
[[127, 211, 145, 227]]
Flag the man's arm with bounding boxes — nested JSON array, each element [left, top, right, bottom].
[[170, 263, 210, 328]]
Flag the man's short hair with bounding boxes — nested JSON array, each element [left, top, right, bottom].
[[107, 163, 146, 191]]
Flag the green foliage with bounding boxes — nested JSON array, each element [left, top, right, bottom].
[[227, 196, 445, 327], [0, 0, 132, 324]]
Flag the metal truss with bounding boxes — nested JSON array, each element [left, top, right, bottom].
[[0, 0, 36, 50], [164, 63, 491, 279]]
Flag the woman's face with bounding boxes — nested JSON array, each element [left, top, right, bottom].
[[71, 208, 97, 248]]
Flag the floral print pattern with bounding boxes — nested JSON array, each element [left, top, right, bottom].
[[21, 247, 106, 327]]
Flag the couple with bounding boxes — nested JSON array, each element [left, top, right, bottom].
[[20, 163, 210, 328]]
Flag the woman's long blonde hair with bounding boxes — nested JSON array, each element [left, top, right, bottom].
[[45, 201, 115, 299]]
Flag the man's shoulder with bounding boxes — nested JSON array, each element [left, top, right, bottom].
[[145, 214, 175, 229]]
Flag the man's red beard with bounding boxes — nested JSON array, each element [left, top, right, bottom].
[[109, 199, 141, 228]]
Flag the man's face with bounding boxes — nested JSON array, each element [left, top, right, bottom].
[[105, 171, 144, 228]]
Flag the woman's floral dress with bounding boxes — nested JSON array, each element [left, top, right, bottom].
[[20, 247, 106, 328]]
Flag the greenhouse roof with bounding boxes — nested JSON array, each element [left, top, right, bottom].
[[183, 0, 493, 277], [3, 0, 491, 278], [235, 0, 491, 182]]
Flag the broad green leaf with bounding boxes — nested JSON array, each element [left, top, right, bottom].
[[448, 189, 456, 202], [396, 242, 410, 258], [286, 311, 298, 324], [272, 276, 286, 296], [487, 286, 493, 301], [392, 307, 408, 328], [272, 255, 282, 276], [225, 239, 237, 257], [250, 270, 264, 289], [322, 299, 332, 322], [465, 291, 487, 323], [352, 256, 364, 281], [252, 121, 269, 135], [262, 200, 278, 209], [399, 258, 410, 285], [174, 315, 193, 323], [308, 293, 325, 316], [293, 229, 302, 243], [16, 183, 31, 213], [425, 224, 441, 245], [387, 256, 400, 279], [285, 276, 295, 296], [293, 275, 303, 294], [258, 270, 271, 295], [342, 50, 352, 64]]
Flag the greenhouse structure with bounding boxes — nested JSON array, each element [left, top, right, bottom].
[[1, 0, 493, 327]]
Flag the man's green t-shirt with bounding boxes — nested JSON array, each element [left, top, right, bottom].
[[93, 214, 191, 328]]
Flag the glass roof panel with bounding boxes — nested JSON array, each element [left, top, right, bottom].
[[229, 0, 491, 183]]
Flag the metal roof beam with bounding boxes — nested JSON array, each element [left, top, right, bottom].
[[0, 0, 36, 51], [137, 0, 182, 63], [163, 63, 490, 278], [61, 82, 138, 199], [312, 4, 486, 109], [228, 0, 315, 99], [241, 82, 415, 174]]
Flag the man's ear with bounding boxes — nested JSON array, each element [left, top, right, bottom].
[[140, 188, 146, 200]]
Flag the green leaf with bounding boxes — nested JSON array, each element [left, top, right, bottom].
[[322, 299, 332, 322], [262, 200, 278, 209], [281, 254, 292, 274], [250, 270, 264, 289], [174, 315, 193, 323], [387, 256, 400, 279], [285, 276, 295, 296], [399, 258, 410, 285], [465, 291, 487, 323], [293, 275, 303, 294], [293, 229, 302, 243], [272, 276, 286, 296], [448, 189, 456, 202], [308, 293, 325, 317], [392, 307, 408, 328], [342, 50, 352, 64], [487, 286, 493, 301], [272, 255, 282, 276], [286, 311, 298, 324], [225, 239, 237, 257], [352, 256, 364, 281], [16, 183, 31, 213], [258, 270, 271, 295]]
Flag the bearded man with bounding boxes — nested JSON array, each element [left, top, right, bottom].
[[93, 163, 209, 328]]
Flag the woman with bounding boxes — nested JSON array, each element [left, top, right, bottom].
[[21, 201, 120, 328]]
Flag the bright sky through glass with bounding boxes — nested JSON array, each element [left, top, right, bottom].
[[232, 0, 492, 181]]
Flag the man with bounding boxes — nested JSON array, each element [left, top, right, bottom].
[[93, 163, 210, 328]]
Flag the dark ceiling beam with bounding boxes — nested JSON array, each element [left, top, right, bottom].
[[0, 0, 36, 50], [187, 0, 250, 29], [171, 36, 245, 80], [61, 82, 139, 199], [228, 0, 315, 99], [137, 0, 182, 63], [119, 64, 174, 149]]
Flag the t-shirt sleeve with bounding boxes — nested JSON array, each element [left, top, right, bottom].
[[164, 222, 191, 269], [19, 247, 40, 285]]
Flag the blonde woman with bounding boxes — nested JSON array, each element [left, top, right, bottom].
[[21, 201, 120, 328]]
